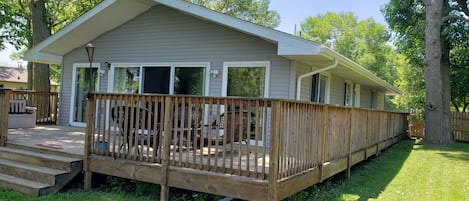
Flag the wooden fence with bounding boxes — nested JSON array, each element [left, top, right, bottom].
[[451, 112, 469, 142], [407, 112, 469, 142], [84, 93, 408, 201]]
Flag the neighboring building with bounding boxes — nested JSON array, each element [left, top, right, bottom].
[[0, 66, 59, 92], [24, 0, 400, 127]]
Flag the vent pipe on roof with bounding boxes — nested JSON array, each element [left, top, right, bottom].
[[296, 59, 338, 100]]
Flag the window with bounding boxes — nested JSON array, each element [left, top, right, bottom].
[[344, 81, 353, 106], [109, 63, 209, 96], [70, 64, 100, 127], [222, 61, 270, 145], [222, 61, 270, 98], [174, 67, 205, 95], [113, 67, 140, 94], [311, 74, 329, 103]]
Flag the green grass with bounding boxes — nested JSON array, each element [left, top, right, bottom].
[[1, 139, 468, 201], [287, 139, 469, 201]]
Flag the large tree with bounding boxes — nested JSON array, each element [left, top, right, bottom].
[[384, 0, 469, 144], [1, 0, 103, 91]]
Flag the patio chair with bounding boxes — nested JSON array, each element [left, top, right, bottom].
[[8, 99, 37, 128], [203, 111, 250, 146], [111, 105, 160, 155]]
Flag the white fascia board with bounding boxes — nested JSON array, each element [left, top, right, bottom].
[[156, 0, 322, 55], [320, 47, 402, 95], [24, 51, 62, 65]]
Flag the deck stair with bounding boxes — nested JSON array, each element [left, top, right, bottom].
[[0, 146, 82, 196]]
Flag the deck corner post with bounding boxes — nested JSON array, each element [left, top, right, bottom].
[[84, 93, 96, 190], [268, 100, 282, 201], [319, 105, 328, 182], [347, 108, 353, 179], [0, 89, 11, 147], [160, 96, 173, 201]]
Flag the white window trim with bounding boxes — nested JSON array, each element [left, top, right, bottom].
[[320, 72, 331, 104], [221, 61, 271, 98], [354, 84, 361, 108], [70, 63, 101, 127], [221, 61, 270, 146]]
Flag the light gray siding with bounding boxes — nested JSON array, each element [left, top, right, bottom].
[[377, 92, 385, 110], [329, 75, 345, 106], [296, 62, 313, 101], [60, 5, 291, 125], [360, 85, 372, 109]]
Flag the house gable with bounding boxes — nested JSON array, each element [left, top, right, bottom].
[[58, 5, 292, 125]]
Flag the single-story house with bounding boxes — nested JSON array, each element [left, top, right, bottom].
[[0, 66, 59, 91], [24, 0, 400, 128]]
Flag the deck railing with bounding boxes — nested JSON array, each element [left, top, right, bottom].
[[85, 93, 272, 178], [9, 90, 59, 125], [84, 93, 408, 200]]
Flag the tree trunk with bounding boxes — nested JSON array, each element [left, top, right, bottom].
[[30, 0, 51, 92], [423, 0, 453, 144]]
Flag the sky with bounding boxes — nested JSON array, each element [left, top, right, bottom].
[[0, 0, 390, 65]]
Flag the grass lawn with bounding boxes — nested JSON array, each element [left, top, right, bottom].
[[287, 139, 469, 201], [0, 139, 467, 201]]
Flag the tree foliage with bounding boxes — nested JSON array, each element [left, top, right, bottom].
[[188, 0, 280, 28], [300, 12, 397, 83]]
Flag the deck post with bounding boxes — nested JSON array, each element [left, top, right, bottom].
[[364, 110, 369, 159], [84, 93, 96, 190], [160, 96, 173, 201], [319, 105, 328, 182], [268, 100, 282, 201], [0, 89, 10, 146], [347, 108, 353, 179]]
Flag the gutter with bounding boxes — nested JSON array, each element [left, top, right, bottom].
[[296, 59, 338, 100]]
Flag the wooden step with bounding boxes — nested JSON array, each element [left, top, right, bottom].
[[0, 172, 51, 196], [0, 158, 67, 185], [0, 147, 81, 171]]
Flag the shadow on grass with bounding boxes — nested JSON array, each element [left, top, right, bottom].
[[286, 139, 415, 201], [412, 140, 469, 163]]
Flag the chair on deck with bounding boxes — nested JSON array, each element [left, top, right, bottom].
[[203, 111, 250, 146], [8, 99, 37, 128], [111, 105, 160, 155]]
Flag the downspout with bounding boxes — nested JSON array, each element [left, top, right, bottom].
[[296, 59, 338, 100]]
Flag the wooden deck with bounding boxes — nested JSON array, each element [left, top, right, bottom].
[[7, 126, 85, 158], [0, 90, 409, 200]]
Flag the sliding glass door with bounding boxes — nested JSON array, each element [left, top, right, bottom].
[[70, 65, 99, 127]]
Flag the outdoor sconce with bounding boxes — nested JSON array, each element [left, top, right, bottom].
[[210, 69, 219, 78], [98, 61, 111, 77]]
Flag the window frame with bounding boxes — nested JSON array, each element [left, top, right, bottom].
[[107, 62, 211, 96], [221, 61, 271, 98], [70, 63, 101, 127]]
